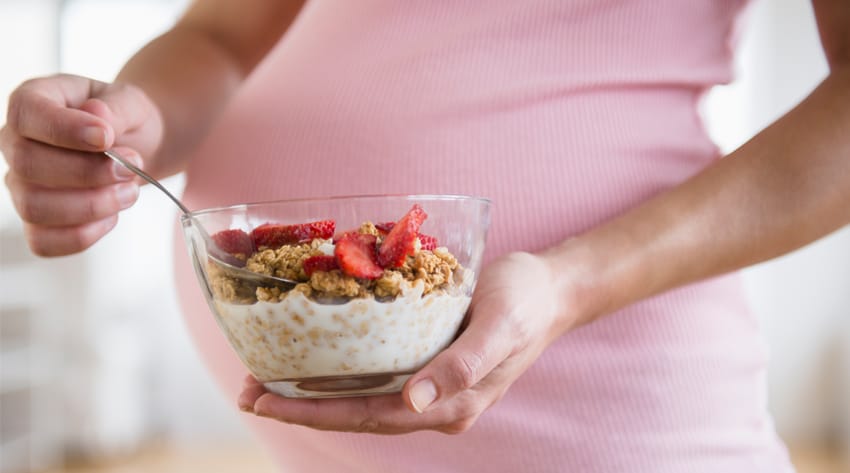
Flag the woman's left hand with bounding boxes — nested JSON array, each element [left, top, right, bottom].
[[237, 251, 578, 434]]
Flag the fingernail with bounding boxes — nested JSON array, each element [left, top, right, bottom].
[[116, 183, 139, 209], [112, 153, 141, 180], [409, 379, 437, 413], [82, 126, 106, 149], [100, 215, 119, 233], [238, 403, 253, 413]]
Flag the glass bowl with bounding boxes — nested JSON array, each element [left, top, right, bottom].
[[181, 195, 491, 398]]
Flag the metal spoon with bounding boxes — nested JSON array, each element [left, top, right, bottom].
[[104, 150, 297, 289]]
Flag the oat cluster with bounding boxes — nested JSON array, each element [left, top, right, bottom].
[[246, 240, 326, 281]]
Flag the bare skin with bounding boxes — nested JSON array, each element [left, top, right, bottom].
[[3, 0, 849, 435]]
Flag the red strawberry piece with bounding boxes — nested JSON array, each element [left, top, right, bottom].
[[375, 221, 395, 235], [378, 222, 438, 250], [418, 233, 438, 251], [250, 220, 335, 248], [334, 233, 384, 279], [211, 229, 254, 256], [332, 229, 360, 244], [377, 204, 428, 268], [302, 255, 339, 277]]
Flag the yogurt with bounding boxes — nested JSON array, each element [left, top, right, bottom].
[[213, 282, 471, 397]]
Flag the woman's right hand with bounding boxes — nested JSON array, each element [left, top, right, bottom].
[[1, 73, 163, 256]]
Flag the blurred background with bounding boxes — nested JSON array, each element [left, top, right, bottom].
[[0, 0, 848, 472]]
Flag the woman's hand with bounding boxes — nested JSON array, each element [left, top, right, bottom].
[[237, 251, 580, 434], [1, 73, 163, 256]]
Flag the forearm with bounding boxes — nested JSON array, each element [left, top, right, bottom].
[[112, 0, 305, 179], [547, 67, 850, 324], [114, 26, 243, 178]]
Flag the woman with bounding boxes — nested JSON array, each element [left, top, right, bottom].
[[3, 0, 849, 471]]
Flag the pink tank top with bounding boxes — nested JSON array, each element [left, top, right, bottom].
[[173, 1, 795, 471]]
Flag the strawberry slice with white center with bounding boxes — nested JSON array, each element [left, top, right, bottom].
[[250, 220, 335, 248], [377, 204, 428, 268], [334, 233, 384, 279]]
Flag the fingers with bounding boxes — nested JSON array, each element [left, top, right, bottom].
[[6, 74, 157, 153], [250, 387, 459, 435], [6, 174, 138, 227], [403, 303, 515, 414], [253, 393, 417, 434], [238, 375, 483, 435], [7, 75, 113, 151], [22, 216, 119, 257], [3, 137, 141, 256], [4, 140, 142, 228], [1, 129, 141, 189], [237, 375, 266, 412]]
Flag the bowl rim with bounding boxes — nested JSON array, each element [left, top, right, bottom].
[[181, 193, 492, 221]]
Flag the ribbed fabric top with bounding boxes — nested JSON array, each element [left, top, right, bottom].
[[172, 1, 795, 471]]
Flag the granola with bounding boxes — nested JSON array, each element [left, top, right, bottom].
[[206, 205, 465, 304]]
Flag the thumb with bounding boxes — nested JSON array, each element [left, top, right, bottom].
[[402, 307, 513, 414], [78, 83, 157, 148], [78, 98, 116, 148]]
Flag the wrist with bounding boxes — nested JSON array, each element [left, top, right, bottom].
[[537, 236, 623, 328]]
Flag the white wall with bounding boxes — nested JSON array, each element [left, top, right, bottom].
[[703, 0, 850, 447], [0, 2, 250, 468]]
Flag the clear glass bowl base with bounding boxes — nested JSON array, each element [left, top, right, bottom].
[[263, 372, 412, 399]]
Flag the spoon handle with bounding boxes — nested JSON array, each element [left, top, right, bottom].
[[104, 151, 297, 288], [104, 150, 192, 215]]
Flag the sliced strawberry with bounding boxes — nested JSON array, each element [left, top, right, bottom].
[[376, 221, 437, 250], [377, 204, 428, 268], [211, 229, 254, 256], [302, 255, 339, 277], [334, 233, 383, 279], [332, 229, 360, 244], [418, 233, 438, 251], [251, 220, 335, 248], [375, 221, 395, 235]]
